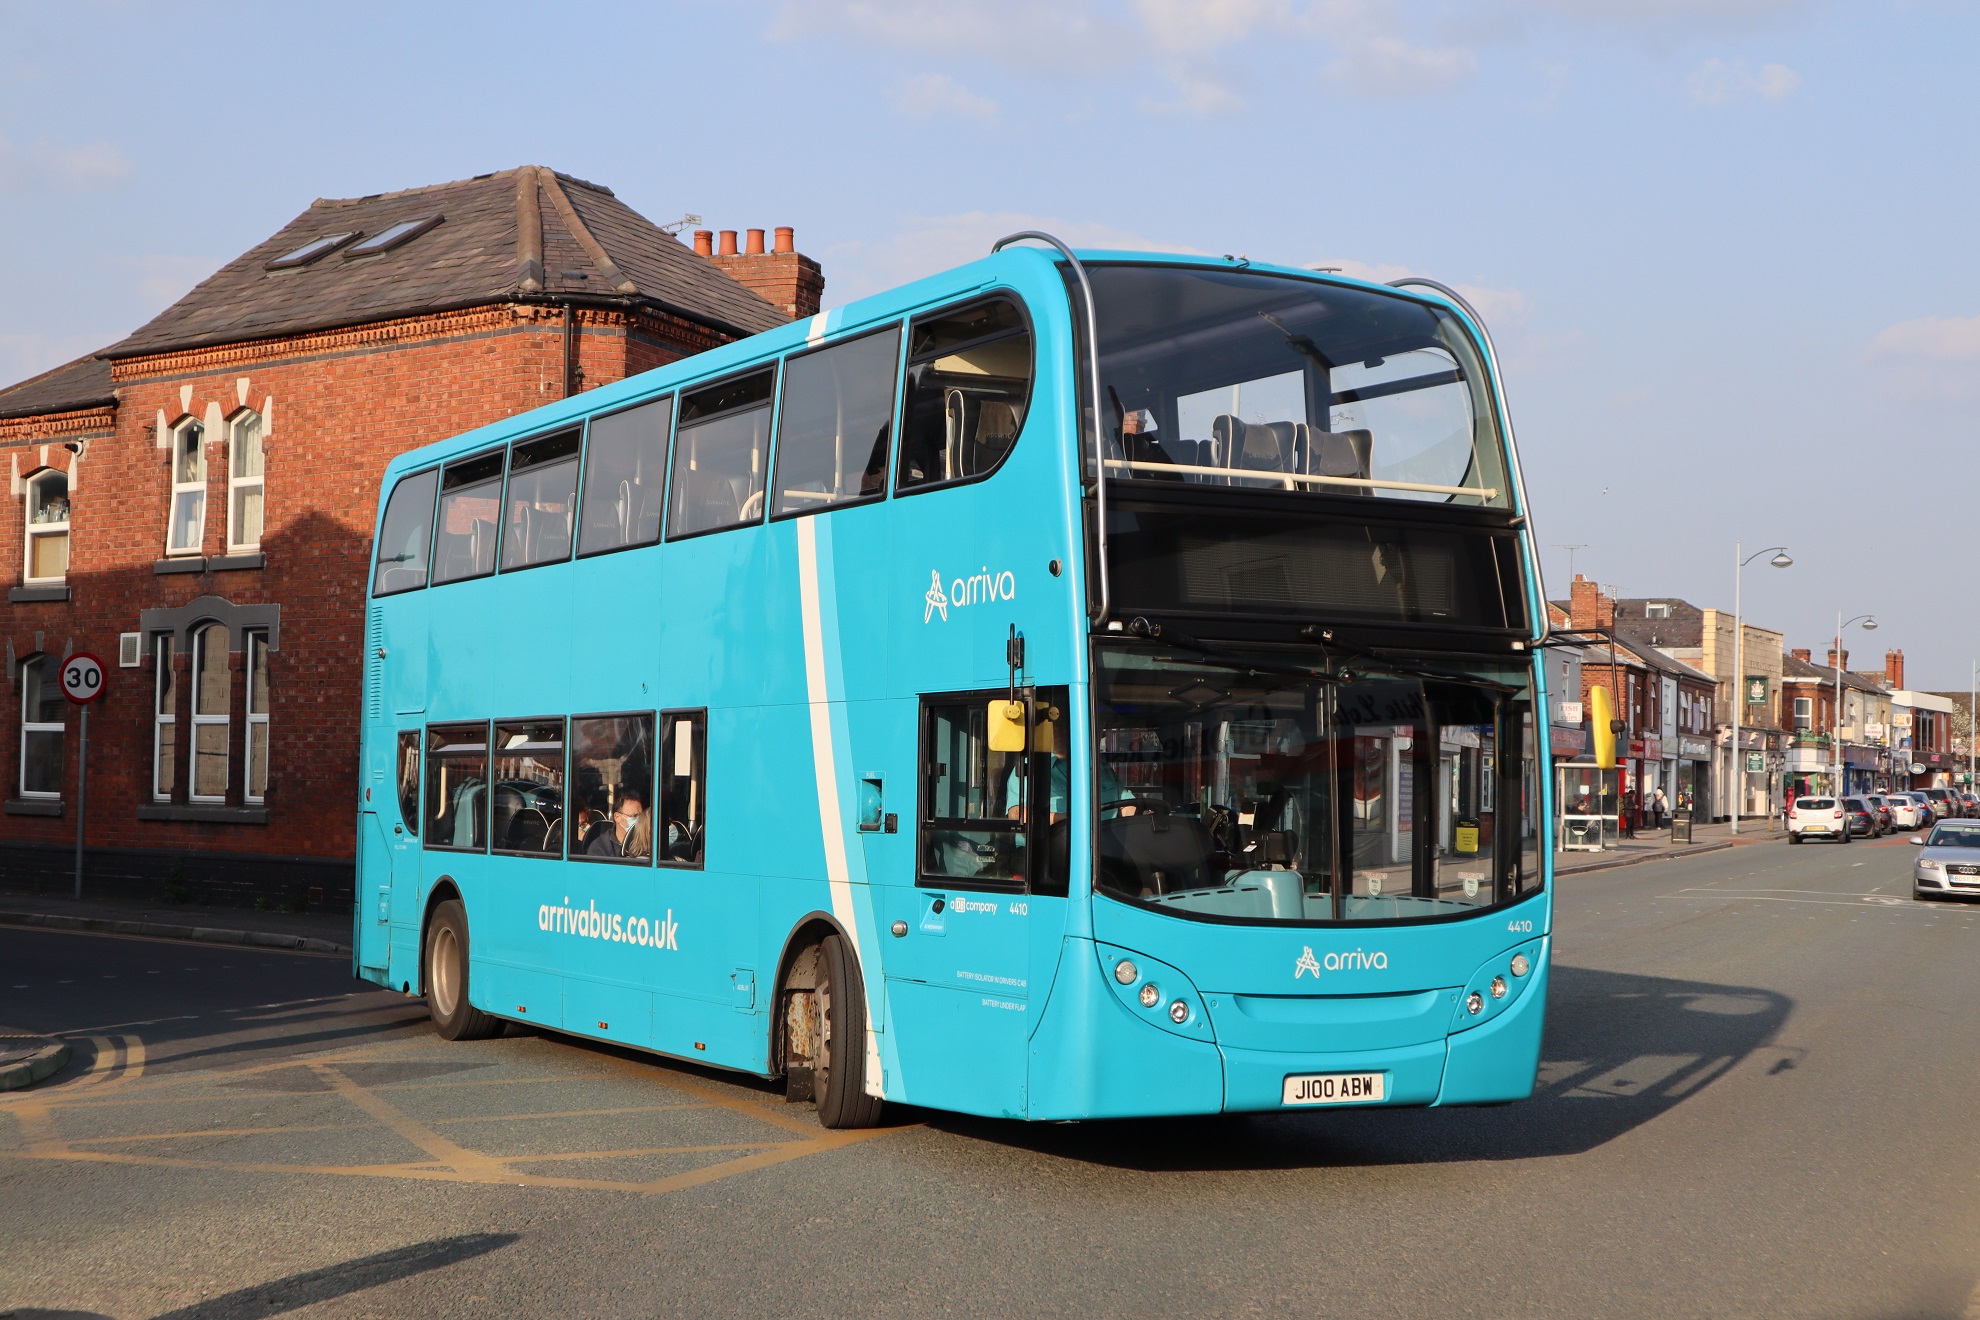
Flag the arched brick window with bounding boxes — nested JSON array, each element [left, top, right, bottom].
[[168, 418, 207, 555], [24, 468, 69, 583], [228, 410, 264, 551]]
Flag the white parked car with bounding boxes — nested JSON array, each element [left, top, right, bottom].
[[1788, 796, 1849, 844], [1888, 793, 1933, 829]]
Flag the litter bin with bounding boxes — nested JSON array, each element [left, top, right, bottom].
[[1671, 810, 1693, 844]]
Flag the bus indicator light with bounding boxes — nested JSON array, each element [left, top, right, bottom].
[[1139, 983, 1160, 1008], [1114, 959, 1138, 985]]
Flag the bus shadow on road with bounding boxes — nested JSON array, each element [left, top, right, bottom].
[[928, 963, 1792, 1170]]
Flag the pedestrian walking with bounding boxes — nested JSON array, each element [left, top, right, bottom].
[[1651, 787, 1668, 830], [1621, 788, 1638, 838]]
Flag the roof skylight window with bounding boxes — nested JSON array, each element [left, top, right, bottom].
[[266, 232, 359, 270], [345, 215, 443, 257]]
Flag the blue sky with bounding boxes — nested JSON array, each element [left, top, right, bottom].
[[3, 0, 1976, 687]]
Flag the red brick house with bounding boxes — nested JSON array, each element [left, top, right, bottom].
[[0, 166, 820, 907]]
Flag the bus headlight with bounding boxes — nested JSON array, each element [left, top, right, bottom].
[[1490, 976, 1507, 1000], [1466, 991, 1484, 1015], [1139, 982, 1161, 1008], [1510, 953, 1531, 977], [1168, 1000, 1189, 1024], [1114, 959, 1138, 985]]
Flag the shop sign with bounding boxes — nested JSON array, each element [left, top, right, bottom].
[[1551, 726, 1589, 756], [1745, 752, 1766, 773], [1639, 736, 1663, 760], [1910, 762, 1928, 775], [1557, 701, 1583, 724], [1679, 737, 1710, 759], [1744, 676, 1769, 705]]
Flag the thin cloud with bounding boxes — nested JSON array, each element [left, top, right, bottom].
[[1870, 315, 1980, 362], [1684, 57, 1801, 104], [894, 73, 998, 120], [1324, 33, 1477, 96], [0, 132, 134, 189]]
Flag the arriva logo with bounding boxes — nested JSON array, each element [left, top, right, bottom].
[[923, 566, 1016, 623], [1295, 945, 1389, 978]]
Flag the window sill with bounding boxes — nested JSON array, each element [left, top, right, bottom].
[[5, 798, 63, 817], [155, 557, 206, 575], [8, 584, 69, 603], [136, 803, 270, 824], [211, 552, 264, 571]]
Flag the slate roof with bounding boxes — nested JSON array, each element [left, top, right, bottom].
[[101, 166, 787, 360], [1783, 652, 1887, 694], [0, 354, 115, 420]]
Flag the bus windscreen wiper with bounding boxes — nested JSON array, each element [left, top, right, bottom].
[[1296, 626, 1518, 693], [1116, 618, 1343, 684]]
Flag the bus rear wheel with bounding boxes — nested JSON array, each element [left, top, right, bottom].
[[815, 932, 884, 1130], [425, 900, 501, 1041]]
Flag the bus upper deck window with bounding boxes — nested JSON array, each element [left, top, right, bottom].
[[432, 452, 505, 584], [772, 326, 901, 517], [669, 369, 775, 539], [897, 297, 1032, 492], [373, 469, 438, 596], [501, 430, 581, 571], [578, 396, 672, 557]]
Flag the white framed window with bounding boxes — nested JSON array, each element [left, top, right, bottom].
[[168, 418, 207, 555], [189, 622, 230, 802], [244, 630, 270, 802], [24, 469, 69, 583], [19, 655, 64, 799], [227, 410, 264, 551], [153, 634, 176, 801], [1793, 696, 1813, 730]]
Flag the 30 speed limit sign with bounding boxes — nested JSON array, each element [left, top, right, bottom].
[[60, 652, 107, 704]]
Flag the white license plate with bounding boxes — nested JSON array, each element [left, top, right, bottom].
[[1282, 1072, 1386, 1106]]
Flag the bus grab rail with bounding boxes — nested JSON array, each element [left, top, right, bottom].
[[1102, 458, 1498, 500], [991, 231, 1110, 628], [1387, 276, 1547, 647]]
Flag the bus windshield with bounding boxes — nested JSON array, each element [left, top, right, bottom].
[[1085, 264, 1511, 507], [1092, 644, 1539, 923]]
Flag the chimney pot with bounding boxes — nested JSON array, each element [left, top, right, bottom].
[[1792, 648, 1811, 663], [773, 226, 794, 253], [718, 230, 738, 257], [745, 228, 765, 255], [693, 229, 713, 256]]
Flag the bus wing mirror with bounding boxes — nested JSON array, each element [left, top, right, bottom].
[[1032, 705, 1059, 754], [987, 700, 1028, 753]]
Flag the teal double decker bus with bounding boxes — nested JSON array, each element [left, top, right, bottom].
[[355, 237, 1552, 1128]]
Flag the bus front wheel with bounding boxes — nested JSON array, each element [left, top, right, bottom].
[[425, 900, 501, 1041], [816, 932, 884, 1130]]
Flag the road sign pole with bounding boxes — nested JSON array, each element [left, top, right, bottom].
[[73, 703, 88, 899]]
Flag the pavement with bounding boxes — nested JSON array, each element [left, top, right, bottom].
[[0, 890, 351, 956], [1552, 816, 1787, 875], [0, 1029, 68, 1092], [2, 834, 1973, 1318]]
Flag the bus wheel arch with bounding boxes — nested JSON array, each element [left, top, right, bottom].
[[773, 914, 883, 1128], [417, 877, 463, 996]]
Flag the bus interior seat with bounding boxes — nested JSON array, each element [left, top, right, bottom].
[[1303, 425, 1373, 488], [377, 565, 424, 593], [504, 806, 551, 854], [1213, 415, 1299, 480], [1097, 811, 1218, 897]]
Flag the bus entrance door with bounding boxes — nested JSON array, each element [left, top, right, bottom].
[[877, 691, 1051, 1118]]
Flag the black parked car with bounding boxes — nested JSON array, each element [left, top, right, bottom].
[[1842, 797, 1878, 838]]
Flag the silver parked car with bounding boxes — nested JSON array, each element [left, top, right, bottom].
[[1911, 820, 1980, 900]]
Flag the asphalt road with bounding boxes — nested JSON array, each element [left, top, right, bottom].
[[4, 837, 1979, 1319]]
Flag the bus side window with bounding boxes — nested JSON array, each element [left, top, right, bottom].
[[669, 369, 775, 539], [578, 396, 672, 556], [395, 730, 421, 835], [373, 469, 438, 596], [897, 297, 1032, 492], [772, 326, 902, 517], [425, 723, 490, 852], [432, 451, 505, 584], [917, 694, 1025, 891], [492, 719, 566, 857], [659, 710, 706, 867], [501, 430, 581, 571], [570, 713, 655, 864]]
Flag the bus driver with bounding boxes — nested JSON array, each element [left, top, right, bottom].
[[1006, 713, 1138, 826]]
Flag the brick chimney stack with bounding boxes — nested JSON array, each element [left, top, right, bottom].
[[1569, 574, 1604, 631], [705, 223, 826, 319], [1828, 648, 1849, 672], [1886, 648, 1905, 688], [1792, 648, 1811, 663]]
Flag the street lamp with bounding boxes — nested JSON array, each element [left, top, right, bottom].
[[1833, 612, 1877, 798], [1731, 543, 1793, 834]]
